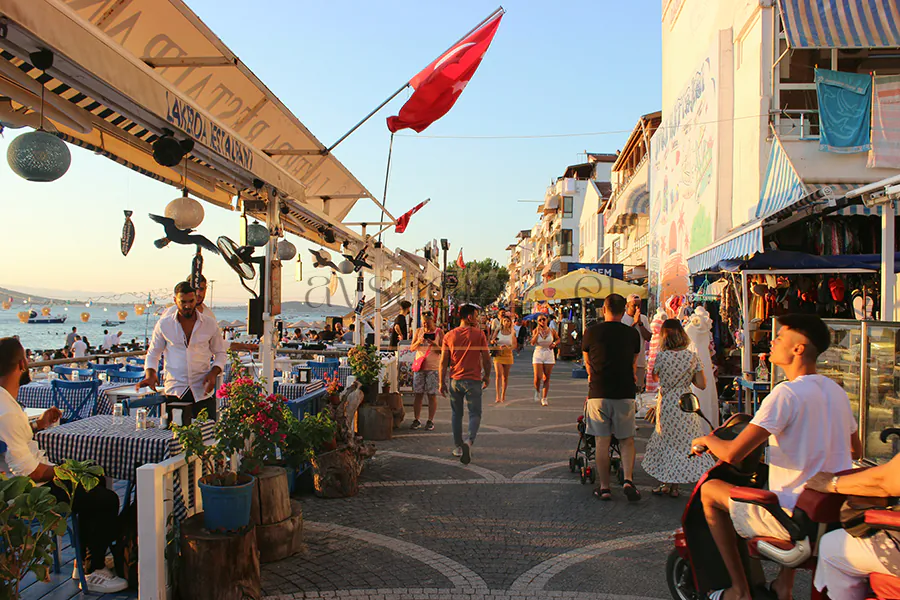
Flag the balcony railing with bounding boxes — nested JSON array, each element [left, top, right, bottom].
[[617, 232, 650, 266], [773, 108, 819, 140]]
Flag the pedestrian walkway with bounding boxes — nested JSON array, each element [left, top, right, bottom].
[[262, 359, 681, 600]]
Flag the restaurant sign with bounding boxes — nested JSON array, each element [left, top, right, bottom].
[[165, 92, 254, 171], [568, 263, 624, 279]]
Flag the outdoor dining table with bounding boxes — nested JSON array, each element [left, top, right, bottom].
[[274, 379, 326, 400], [17, 380, 132, 415], [35, 415, 214, 481]]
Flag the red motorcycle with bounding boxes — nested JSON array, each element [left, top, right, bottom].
[[665, 393, 872, 600]]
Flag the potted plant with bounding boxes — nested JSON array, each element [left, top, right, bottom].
[[347, 344, 382, 404], [297, 410, 338, 454], [173, 408, 256, 532], [0, 460, 102, 600], [322, 371, 343, 405]]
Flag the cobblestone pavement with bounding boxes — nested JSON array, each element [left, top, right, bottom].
[[261, 359, 812, 600]]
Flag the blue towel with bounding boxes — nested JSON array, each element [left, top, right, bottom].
[[815, 68, 872, 153]]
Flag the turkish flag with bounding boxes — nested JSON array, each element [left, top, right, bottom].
[[387, 12, 503, 133], [456, 249, 465, 269], [394, 199, 428, 233]]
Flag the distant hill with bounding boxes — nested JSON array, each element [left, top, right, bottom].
[[0, 286, 61, 306]]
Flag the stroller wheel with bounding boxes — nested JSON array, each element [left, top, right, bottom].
[[580, 467, 587, 484], [569, 457, 576, 473], [589, 469, 596, 484], [577, 456, 585, 469]]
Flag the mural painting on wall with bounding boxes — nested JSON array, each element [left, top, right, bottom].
[[650, 48, 719, 304]]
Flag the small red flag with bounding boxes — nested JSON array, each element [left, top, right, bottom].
[[394, 199, 429, 234], [387, 12, 503, 133], [456, 249, 465, 269]]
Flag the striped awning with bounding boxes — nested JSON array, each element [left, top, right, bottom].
[[835, 204, 883, 216], [757, 134, 806, 219], [605, 184, 649, 233], [778, 0, 900, 49], [687, 222, 764, 273]]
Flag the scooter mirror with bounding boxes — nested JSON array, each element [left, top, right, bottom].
[[679, 392, 701, 414]]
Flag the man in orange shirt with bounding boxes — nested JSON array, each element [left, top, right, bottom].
[[440, 304, 491, 465]]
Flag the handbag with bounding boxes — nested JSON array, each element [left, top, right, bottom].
[[412, 344, 431, 373], [840, 497, 893, 538]]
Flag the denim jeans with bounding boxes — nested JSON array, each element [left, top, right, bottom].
[[449, 378, 483, 448]]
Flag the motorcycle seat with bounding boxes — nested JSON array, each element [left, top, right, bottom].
[[870, 572, 900, 600]]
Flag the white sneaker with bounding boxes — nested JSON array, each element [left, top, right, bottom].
[[533, 390, 540, 402], [541, 397, 549, 406], [452, 447, 463, 457], [80, 568, 128, 593], [72, 556, 115, 580]]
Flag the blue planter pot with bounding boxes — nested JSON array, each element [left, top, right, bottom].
[[284, 467, 298, 494], [198, 474, 256, 532]]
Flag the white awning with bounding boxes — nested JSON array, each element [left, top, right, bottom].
[[0, 0, 391, 246]]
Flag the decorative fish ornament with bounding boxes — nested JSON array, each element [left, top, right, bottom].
[[121, 210, 135, 256], [328, 271, 339, 296], [191, 247, 204, 291]]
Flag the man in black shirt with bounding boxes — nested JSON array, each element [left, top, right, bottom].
[[581, 293, 642, 502], [389, 300, 411, 349]]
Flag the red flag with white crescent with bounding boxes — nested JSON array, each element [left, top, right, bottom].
[[456, 249, 465, 269], [394, 199, 430, 234], [387, 11, 503, 133]]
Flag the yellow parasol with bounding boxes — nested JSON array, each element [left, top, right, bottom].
[[525, 269, 648, 302]]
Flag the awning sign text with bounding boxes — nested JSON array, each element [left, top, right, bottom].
[[165, 92, 254, 171]]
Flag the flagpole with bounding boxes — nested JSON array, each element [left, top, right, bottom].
[[324, 6, 505, 155], [378, 132, 395, 243]]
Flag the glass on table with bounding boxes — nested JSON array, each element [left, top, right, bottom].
[[113, 403, 124, 425]]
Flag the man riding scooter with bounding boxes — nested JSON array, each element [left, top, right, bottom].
[[690, 314, 861, 600]]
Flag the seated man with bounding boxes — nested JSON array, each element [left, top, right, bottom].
[[805, 452, 900, 599], [0, 337, 128, 593], [691, 314, 860, 600]]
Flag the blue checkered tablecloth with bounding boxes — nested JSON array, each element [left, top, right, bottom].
[[17, 381, 126, 416], [305, 364, 352, 385], [35, 415, 214, 481], [275, 379, 325, 400]]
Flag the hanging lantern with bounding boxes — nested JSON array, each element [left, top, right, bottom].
[[295, 256, 303, 282], [165, 190, 205, 230], [118, 310, 128, 321], [246, 221, 269, 247], [337, 259, 354, 275], [1, 301, 10, 310], [17, 311, 28, 323], [135, 304, 146, 316], [40, 306, 51, 316], [276, 239, 297, 261], [7, 130, 71, 182], [80, 312, 90, 323]]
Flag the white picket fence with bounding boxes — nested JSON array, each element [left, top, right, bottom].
[[136, 452, 204, 600]]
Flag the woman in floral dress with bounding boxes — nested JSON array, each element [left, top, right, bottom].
[[641, 319, 714, 497]]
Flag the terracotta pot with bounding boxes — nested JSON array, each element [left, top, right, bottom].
[[327, 394, 341, 405]]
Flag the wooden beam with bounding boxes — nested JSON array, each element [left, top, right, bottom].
[[142, 56, 235, 68]]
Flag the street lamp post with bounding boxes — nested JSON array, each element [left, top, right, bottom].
[[440, 238, 450, 326]]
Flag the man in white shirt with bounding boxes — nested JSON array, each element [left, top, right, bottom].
[[65, 326, 78, 349], [621, 295, 652, 389], [71, 335, 88, 358], [100, 330, 114, 351], [690, 314, 860, 600], [0, 337, 128, 593], [140, 281, 227, 425], [162, 274, 217, 321]]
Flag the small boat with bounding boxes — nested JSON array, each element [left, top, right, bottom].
[[101, 319, 125, 326], [27, 311, 67, 324]]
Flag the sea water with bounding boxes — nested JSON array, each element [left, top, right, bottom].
[[0, 303, 348, 352]]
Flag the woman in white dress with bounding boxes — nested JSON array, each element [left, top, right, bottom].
[[641, 319, 715, 497], [530, 314, 558, 406]]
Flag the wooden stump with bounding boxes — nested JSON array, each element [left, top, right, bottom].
[[380, 392, 405, 428], [357, 404, 393, 441], [179, 513, 261, 600], [249, 466, 291, 526], [257, 500, 304, 563], [311, 447, 359, 498]]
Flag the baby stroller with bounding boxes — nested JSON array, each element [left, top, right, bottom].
[[569, 415, 625, 485]]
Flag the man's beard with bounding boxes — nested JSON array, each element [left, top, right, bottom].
[[178, 307, 196, 319]]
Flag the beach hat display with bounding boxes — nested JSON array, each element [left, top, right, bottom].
[[80, 312, 90, 323], [1, 301, 11, 310], [134, 304, 146, 316], [118, 310, 128, 321], [41, 307, 51, 316], [17, 311, 28, 323]]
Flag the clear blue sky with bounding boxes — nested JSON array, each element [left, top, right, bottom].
[[1, 0, 661, 303]]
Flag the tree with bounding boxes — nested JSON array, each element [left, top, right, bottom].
[[447, 258, 509, 308]]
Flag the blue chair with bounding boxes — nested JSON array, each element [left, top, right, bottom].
[[107, 370, 144, 384], [88, 362, 123, 374], [52, 366, 94, 381], [127, 358, 145, 367], [123, 364, 144, 373], [122, 393, 166, 418], [51, 379, 101, 422]]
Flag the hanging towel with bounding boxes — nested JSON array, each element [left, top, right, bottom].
[[815, 68, 872, 154], [868, 74, 900, 169]]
